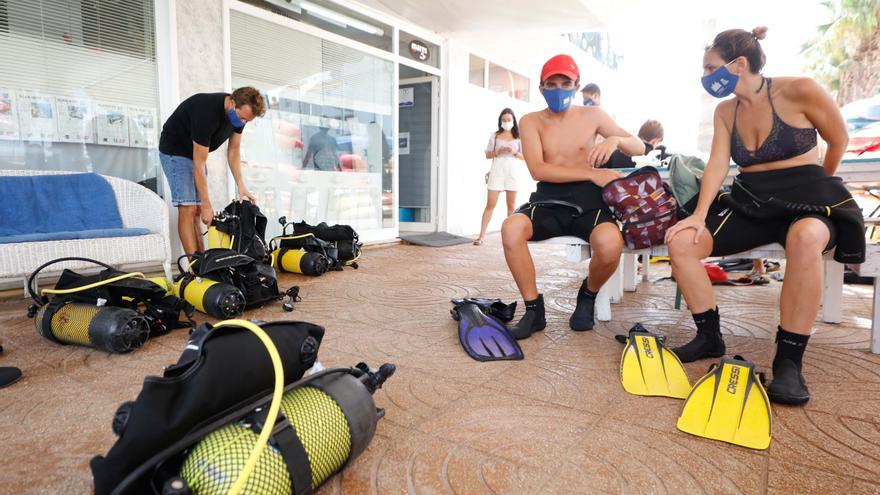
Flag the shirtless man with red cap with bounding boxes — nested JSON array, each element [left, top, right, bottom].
[[502, 54, 645, 339]]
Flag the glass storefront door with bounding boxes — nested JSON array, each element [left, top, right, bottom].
[[398, 76, 439, 231], [229, 8, 395, 241]]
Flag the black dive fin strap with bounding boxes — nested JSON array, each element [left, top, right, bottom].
[[515, 199, 584, 217]]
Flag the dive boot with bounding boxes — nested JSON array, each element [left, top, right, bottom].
[[766, 359, 810, 405], [509, 295, 546, 340], [569, 279, 597, 331], [673, 308, 725, 363]]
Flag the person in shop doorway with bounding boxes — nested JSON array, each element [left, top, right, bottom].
[[475, 108, 525, 246], [159, 87, 265, 256], [304, 119, 341, 171]]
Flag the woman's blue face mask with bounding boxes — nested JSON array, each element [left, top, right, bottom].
[[701, 59, 739, 98]]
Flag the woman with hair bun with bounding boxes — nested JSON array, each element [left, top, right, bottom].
[[664, 26, 863, 405]]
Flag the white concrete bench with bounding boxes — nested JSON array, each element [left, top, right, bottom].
[[541, 236, 852, 334]]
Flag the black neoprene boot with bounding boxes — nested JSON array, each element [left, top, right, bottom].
[[766, 327, 810, 405], [569, 279, 597, 331], [673, 307, 726, 363], [510, 295, 546, 340]]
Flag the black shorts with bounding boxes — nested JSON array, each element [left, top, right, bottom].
[[518, 202, 617, 242], [701, 201, 837, 256], [687, 166, 840, 256]]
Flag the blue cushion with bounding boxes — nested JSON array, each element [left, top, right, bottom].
[[0, 173, 125, 237], [0, 228, 151, 244]]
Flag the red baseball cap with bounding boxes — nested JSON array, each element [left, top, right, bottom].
[[541, 54, 579, 82]]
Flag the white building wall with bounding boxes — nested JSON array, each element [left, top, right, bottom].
[[175, 0, 232, 206]]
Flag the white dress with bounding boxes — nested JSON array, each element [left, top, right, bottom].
[[485, 133, 522, 191]]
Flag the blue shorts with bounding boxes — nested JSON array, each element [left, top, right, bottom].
[[160, 152, 202, 206]]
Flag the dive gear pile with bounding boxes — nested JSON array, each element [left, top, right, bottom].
[[617, 324, 773, 450], [271, 217, 363, 275], [207, 200, 272, 264], [92, 318, 394, 495], [179, 362, 394, 495], [92, 319, 326, 494], [177, 200, 298, 318], [26, 257, 193, 353]]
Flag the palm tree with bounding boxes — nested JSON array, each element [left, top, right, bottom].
[[801, 0, 880, 105]]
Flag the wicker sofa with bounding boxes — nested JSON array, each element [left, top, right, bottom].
[[0, 169, 172, 290]]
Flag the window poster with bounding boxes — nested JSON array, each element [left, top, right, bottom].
[[0, 89, 18, 140], [18, 93, 58, 142], [55, 96, 95, 143], [128, 106, 158, 148], [95, 101, 130, 146]]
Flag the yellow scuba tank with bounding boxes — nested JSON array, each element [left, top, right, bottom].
[[34, 303, 149, 353], [147, 276, 173, 295], [272, 248, 330, 276], [172, 276, 245, 320], [206, 225, 232, 250]]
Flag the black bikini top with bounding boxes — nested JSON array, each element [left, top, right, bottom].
[[730, 78, 818, 167]]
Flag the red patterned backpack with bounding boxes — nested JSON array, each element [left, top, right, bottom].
[[601, 166, 678, 249]]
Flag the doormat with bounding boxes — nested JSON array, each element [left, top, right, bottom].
[[400, 232, 474, 247]]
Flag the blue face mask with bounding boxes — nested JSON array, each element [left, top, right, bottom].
[[701, 60, 739, 98], [227, 108, 246, 128], [583, 98, 595, 106], [542, 88, 576, 113]]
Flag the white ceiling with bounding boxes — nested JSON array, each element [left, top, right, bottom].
[[355, 0, 616, 35]]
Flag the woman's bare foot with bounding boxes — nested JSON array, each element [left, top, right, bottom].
[[473, 238, 484, 245]]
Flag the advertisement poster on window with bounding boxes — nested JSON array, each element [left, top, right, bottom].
[[18, 93, 58, 142], [128, 106, 158, 148], [399, 131, 410, 155], [0, 89, 18, 140], [55, 97, 95, 143], [399, 87, 414, 108], [95, 102, 130, 146]]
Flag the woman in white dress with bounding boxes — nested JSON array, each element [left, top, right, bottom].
[[475, 108, 525, 245]]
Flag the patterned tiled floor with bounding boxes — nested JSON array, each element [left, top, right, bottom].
[[1, 235, 878, 494]]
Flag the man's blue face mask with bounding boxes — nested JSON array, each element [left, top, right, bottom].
[[701, 59, 739, 98], [543, 88, 576, 113], [583, 98, 595, 106], [227, 108, 246, 128]]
